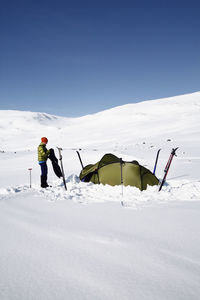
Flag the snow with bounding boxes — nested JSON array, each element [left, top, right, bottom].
[[0, 91, 200, 299]]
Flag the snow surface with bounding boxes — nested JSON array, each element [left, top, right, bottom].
[[0, 92, 200, 299]]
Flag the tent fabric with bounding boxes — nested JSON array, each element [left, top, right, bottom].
[[79, 153, 159, 191]]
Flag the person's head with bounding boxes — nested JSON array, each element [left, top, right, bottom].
[[41, 137, 48, 144]]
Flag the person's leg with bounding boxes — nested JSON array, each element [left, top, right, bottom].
[[43, 163, 49, 187], [40, 162, 48, 187]]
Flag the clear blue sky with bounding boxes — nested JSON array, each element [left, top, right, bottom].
[[0, 0, 200, 117]]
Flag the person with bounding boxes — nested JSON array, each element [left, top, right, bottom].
[[38, 137, 50, 188]]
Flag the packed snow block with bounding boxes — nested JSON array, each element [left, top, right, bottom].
[[48, 148, 63, 178], [79, 153, 159, 191]]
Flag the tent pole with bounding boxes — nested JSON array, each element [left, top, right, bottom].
[[120, 158, 124, 205]]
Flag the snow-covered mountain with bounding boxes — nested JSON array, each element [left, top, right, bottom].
[[1, 92, 200, 300], [1, 91, 200, 151]]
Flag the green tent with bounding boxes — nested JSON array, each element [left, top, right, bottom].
[[79, 153, 159, 191]]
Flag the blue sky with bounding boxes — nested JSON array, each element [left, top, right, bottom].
[[0, 0, 200, 117]]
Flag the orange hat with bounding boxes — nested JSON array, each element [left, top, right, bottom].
[[41, 137, 48, 144]]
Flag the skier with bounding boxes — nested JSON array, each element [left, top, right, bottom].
[[38, 137, 51, 188]]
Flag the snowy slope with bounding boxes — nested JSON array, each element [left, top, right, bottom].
[[1, 91, 200, 151], [0, 92, 200, 300]]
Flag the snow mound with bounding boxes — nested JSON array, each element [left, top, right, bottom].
[[1, 176, 200, 209]]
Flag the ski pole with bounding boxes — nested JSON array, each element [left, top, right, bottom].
[[28, 168, 32, 188], [76, 150, 84, 169], [159, 148, 178, 191], [57, 147, 67, 191], [153, 149, 161, 175]]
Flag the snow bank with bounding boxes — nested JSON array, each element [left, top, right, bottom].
[[1, 175, 200, 209]]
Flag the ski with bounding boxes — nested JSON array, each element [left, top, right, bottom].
[[153, 148, 161, 175], [76, 150, 84, 169], [159, 147, 178, 191], [57, 147, 67, 191]]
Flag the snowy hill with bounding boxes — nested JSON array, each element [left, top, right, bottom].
[[1, 91, 200, 151], [0, 92, 200, 300]]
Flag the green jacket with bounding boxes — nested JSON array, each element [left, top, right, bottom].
[[38, 143, 50, 162]]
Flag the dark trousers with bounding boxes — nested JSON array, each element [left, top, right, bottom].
[[40, 162, 48, 176], [39, 162, 48, 187]]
